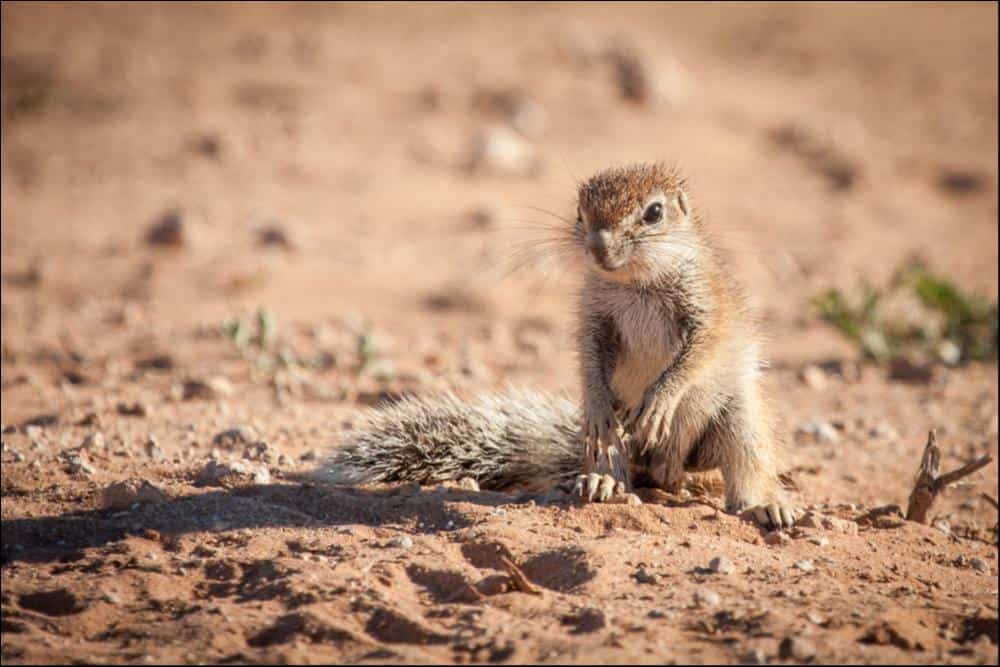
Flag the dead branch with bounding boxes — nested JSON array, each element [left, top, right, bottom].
[[905, 430, 995, 524], [499, 555, 542, 596], [981, 493, 999, 512]]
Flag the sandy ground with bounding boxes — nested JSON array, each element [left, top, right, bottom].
[[1, 2, 998, 664]]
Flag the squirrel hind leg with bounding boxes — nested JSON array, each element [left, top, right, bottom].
[[693, 397, 794, 526]]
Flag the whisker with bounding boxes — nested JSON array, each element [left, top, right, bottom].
[[509, 205, 573, 225]]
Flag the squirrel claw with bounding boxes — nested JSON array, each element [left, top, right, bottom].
[[739, 503, 798, 530], [626, 390, 677, 450], [573, 473, 626, 503]]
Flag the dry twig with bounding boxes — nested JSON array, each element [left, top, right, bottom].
[[981, 493, 999, 512], [905, 430, 994, 524], [499, 555, 542, 596]]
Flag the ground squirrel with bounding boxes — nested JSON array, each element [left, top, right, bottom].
[[319, 163, 796, 529]]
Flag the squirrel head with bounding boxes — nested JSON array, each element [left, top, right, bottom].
[[575, 163, 697, 283]]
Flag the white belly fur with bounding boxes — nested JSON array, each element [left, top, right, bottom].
[[609, 299, 678, 408]]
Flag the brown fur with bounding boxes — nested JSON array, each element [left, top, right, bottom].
[[573, 163, 791, 520]]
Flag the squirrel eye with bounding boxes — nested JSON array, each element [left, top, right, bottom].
[[642, 202, 663, 224]]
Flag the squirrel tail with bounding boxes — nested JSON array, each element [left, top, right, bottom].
[[315, 388, 582, 490]]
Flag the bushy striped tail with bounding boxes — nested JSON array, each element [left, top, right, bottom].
[[315, 388, 583, 491]]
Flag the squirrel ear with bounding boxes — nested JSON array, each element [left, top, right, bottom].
[[675, 190, 689, 217]]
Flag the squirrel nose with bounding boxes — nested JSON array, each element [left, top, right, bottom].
[[587, 232, 610, 261], [588, 231, 624, 270]]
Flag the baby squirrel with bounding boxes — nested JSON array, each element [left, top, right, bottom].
[[319, 163, 796, 529]]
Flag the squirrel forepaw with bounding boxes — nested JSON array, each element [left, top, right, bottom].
[[582, 404, 623, 458], [626, 391, 677, 451]]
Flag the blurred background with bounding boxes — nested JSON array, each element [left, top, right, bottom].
[[1, 1, 997, 415], [1, 6, 998, 663]]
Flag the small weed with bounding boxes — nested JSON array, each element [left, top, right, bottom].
[[356, 323, 378, 373], [1, 57, 122, 120], [222, 306, 290, 373], [812, 259, 997, 365]]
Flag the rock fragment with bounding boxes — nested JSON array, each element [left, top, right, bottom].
[[796, 419, 841, 444], [693, 588, 720, 607], [779, 636, 816, 662], [794, 559, 815, 573], [196, 460, 270, 488], [117, 402, 150, 418], [212, 427, 258, 449], [102, 478, 170, 509], [796, 512, 858, 536], [800, 365, 828, 390], [180, 377, 234, 400], [634, 567, 658, 584], [466, 125, 541, 176], [387, 536, 414, 549], [709, 556, 735, 574], [145, 209, 187, 247], [764, 531, 791, 546]]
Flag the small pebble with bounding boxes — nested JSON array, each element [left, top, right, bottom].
[[800, 365, 828, 390], [779, 636, 816, 662], [868, 423, 899, 440], [146, 209, 187, 247], [117, 402, 150, 418], [81, 432, 105, 451], [67, 455, 96, 476], [257, 224, 294, 249], [815, 421, 840, 444], [937, 340, 962, 365], [212, 427, 258, 448], [387, 536, 414, 549], [144, 436, 164, 461], [634, 568, 658, 584], [764, 531, 790, 546], [694, 588, 720, 607], [794, 559, 815, 573], [617, 492, 642, 506], [466, 124, 541, 176], [970, 557, 989, 574], [102, 478, 170, 509], [455, 477, 480, 492], [181, 377, 234, 400], [709, 556, 735, 574], [196, 460, 270, 487]]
